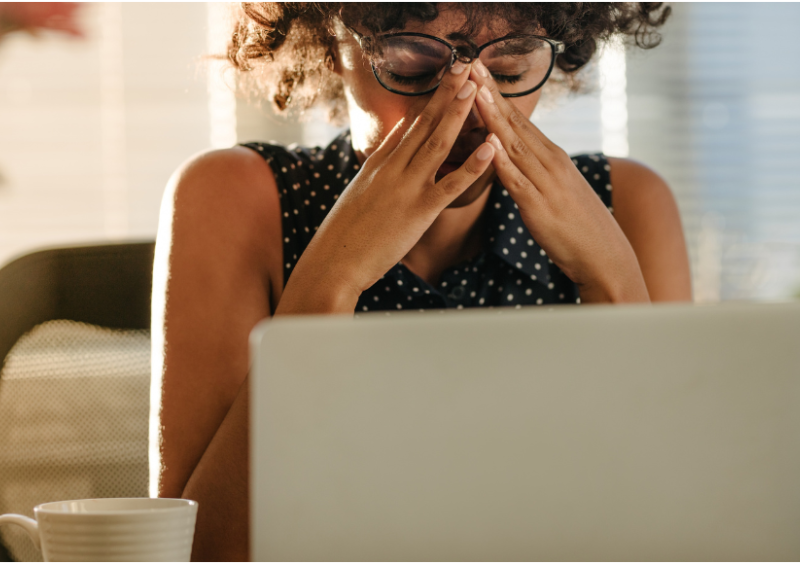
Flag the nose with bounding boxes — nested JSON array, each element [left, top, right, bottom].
[[459, 100, 487, 137]]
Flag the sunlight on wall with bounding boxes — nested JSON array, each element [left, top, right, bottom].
[[99, 2, 129, 238], [0, 3, 211, 267], [599, 40, 629, 158], [206, 2, 237, 149]]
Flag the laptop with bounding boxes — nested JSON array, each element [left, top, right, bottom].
[[250, 302, 800, 560]]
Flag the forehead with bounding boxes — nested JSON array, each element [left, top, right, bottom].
[[395, 6, 536, 45]]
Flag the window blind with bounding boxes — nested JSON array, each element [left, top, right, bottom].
[[626, 2, 800, 301]]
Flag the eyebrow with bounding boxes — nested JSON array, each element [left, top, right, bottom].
[[389, 39, 449, 59], [489, 37, 545, 56], [445, 31, 473, 44], [443, 31, 543, 55]]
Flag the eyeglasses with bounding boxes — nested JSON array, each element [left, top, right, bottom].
[[361, 32, 565, 98]]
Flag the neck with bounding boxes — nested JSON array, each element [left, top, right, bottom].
[[401, 186, 492, 286]]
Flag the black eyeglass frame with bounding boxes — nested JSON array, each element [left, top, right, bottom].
[[363, 32, 566, 98]]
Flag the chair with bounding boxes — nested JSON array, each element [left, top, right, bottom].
[[0, 242, 155, 562]]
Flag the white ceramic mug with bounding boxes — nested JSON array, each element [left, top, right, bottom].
[[0, 498, 197, 562]]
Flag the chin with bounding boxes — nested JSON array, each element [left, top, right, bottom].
[[444, 168, 496, 208]]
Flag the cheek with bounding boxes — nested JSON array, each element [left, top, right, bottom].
[[508, 90, 542, 119], [341, 59, 424, 158], [346, 87, 417, 158]]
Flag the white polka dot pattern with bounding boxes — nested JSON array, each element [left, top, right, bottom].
[[241, 132, 613, 311]]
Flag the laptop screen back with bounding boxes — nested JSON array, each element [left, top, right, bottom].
[[251, 303, 800, 560]]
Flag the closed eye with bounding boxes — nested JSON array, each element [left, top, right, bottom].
[[491, 72, 524, 85], [386, 71, 437, 85]]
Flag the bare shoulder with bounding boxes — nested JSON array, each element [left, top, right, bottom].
[[160, 145, 284, 297], [605, 157, 680, 238], [166, 145, 279, 223], [605, 157, 673, 206], [606, 157, 693, 302]]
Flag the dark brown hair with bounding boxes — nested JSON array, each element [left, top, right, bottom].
[[227, 2, 670, 119]]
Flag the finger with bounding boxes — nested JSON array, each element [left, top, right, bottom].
[[473, 81, 550, 180], [470, 59, 555, 157], [486, 132, 542, 205], [405, 79, 480, 179], [393, 60, 474, 162], [429, 141, 495, 207], [369, 115, 412, 161]]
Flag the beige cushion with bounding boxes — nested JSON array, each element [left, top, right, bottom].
[[0, 320, 150, 562]]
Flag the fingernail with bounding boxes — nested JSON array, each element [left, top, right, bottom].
[[474, 59, 489, 78], [436, 67, 446, 80], [478, 85, 494, 104], [457, 80, 475, 100], [477, 144, 494, 161], [450, 61, 467, 75], [488, 133, 503, 152]]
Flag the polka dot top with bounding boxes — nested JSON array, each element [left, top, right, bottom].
[[240, 130, 613, 312]]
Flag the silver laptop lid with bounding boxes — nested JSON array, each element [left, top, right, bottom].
[[251, 302, 800, 560]]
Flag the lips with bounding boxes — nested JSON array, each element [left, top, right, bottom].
[[435, 151, 475, 179], [435, 135, 484, 180]]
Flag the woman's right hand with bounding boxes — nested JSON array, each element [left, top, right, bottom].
[[275, 61, 496, 315]]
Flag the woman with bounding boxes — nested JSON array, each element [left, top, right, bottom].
[[153, 3, 691, 560]]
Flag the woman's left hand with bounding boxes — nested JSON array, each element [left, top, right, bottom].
[[470, 61, 650, 303]]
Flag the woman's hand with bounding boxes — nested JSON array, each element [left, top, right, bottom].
[[275, 61, 496, 315], [470, 61, 650, 304]]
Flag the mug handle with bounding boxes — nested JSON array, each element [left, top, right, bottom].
[[0, 514, 41, 551]]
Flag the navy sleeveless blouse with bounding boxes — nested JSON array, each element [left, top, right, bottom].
[[241, 130, 613, 312]]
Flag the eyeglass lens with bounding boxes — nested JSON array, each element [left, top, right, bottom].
[[372, 35, 555, 96]]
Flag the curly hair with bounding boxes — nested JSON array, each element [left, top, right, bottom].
[[227, 2, 670, 120]]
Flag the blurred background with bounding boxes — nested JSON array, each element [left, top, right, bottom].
[[1, 2, 799, 302]]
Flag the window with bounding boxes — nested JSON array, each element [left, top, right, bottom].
[[626, 3, 800, 301], [0, 3, 211, 264]]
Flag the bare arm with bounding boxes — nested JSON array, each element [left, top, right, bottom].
[[181, 377, 251, 561], [154, 61, 496, 561], [607, 157, 693, 302], [152, 147, 282, 560]]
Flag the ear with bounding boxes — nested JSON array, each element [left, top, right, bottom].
[[330, 39, 343, 76], [329, 17, 352, 77]]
